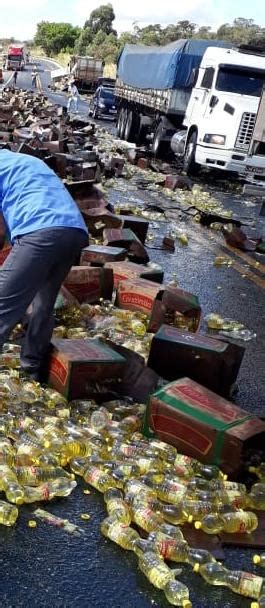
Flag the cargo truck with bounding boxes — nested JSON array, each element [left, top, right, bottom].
[[115, 40, 265, 180], [69, 56, 103, 92], [6, 44, 26, 70]]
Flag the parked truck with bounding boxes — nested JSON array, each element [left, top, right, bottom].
[[69, 56, 103, 92], [115, 40, 265, 180], [6, 44, 26, 70]]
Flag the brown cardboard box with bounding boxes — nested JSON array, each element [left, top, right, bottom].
[[103, 228, 149, 263], [80, 245, 127, 266], [64, 266, 113, 303], [48, 338, 126, 399], [81, 209, 122, 235], [116, 278, 201, 333], [143, 377, 265, 476], [148, 325, 245, 397], [118, 215, 149, 244], [104, 261, 164, 288]]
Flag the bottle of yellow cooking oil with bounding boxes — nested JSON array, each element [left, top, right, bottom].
[[158, 503, 193, 526], [0, 437, 15, 463], [13, 466, 74, 486], [142, 471, 167, 486], [173, 454, 225, 480], [195, 511, 258, 534], [163, 580, 192, 607], [249, 464, 265, 481], [23, 478, 77, 503], [251, 596, 265, 608], [132, 504, 164, 532], [136, 456, 168, 475], [69, 457, 90, 476], [148, 439, 178, 463], [138, 550, 181, 589], [151, 536, 190, 562], [133, 537, 154, 558], [0, 499, 19, 526], [101, 515, 139, 550], [194, 562, 265, 599], [83, 465, 120, 492], [253, 555, 265, 568], [111, 463, 141, 483], [124, 479, 157, 503], [248, 484, 265, 510], [118, 415, 141, 433], [104, 488, 131, 524], [150, 523, 185, 542], [180, 499, 219, 520], [187, 477, 246, 494], [155, 480, 186, 504], [61, 440, 93, 460], [0, 465, 24, 504]]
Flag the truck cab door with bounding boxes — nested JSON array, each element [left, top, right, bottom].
[[185, 67, 215, 125], [249, 85, 265, 155]]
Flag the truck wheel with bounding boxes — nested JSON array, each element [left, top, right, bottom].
[[116, 109, 124, 137], [183, 132, 200, 175], [152, 123, 168, 157], [124, 111, 140, 142]]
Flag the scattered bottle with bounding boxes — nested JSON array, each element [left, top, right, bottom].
[[0, 499, 18, 526], [195, 511, 258, 534], [163, 580, 192, 607], [194, 562, 264, 599], [23, 478, 77, 503], [101, 516, 139, 550], [104, 488, 131, 524], [138, 550, 180, 589], [253, 555, 265, 568]]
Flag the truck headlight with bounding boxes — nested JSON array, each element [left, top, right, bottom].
[[203, 134, 226, 145]]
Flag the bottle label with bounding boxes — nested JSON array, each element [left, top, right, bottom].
[[42, 485, 50, 500], [159, 538, 176, 559], [238, 573, 263, 598], [89, 468, 102, 484]]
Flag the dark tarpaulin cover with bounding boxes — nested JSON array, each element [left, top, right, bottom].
[[117, 39, 232, 90]]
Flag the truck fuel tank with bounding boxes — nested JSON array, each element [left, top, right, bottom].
[[171, 130, 187, 156]]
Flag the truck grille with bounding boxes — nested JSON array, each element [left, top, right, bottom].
[[235, 112, 256, 151]]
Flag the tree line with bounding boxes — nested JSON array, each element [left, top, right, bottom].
[[2, 3, 264, 63]]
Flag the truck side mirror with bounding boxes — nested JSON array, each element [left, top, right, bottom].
[[209, 95, 219, 108]]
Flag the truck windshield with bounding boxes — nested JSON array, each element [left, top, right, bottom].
[[100, 89, 114, 100], [216, 66, 265, 97]]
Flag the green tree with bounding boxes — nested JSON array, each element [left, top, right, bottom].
[[86, 31, 119, 63], [35, 22, 80, 56], [84, 3, 116, 36]]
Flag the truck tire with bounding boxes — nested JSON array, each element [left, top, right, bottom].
[[183, 131, 200, 175], [124, 110, 140, 142], [116, 109, 124, 138], [152, 123, 168, 157]]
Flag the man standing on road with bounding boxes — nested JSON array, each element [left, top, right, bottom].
[[0, 149, 88, 380], [31, 67, 38, 88], [13, 70, 18, 86], [67, 80, 79, 113]]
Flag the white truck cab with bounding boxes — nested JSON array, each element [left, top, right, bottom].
[[173, 46, 265, 180]]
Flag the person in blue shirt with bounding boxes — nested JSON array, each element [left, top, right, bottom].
[[0, 149, 88, 380]]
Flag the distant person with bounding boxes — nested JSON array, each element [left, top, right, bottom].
[[13, 70, 18, 86], [67, 80, 79, 113], [31, 68, 38, 88]]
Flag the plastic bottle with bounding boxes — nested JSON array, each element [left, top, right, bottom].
[[0, 499, 19, 526], [155, 480, 186, 504], [23, 478, 77, 503], [101, 516, 139, 550], [149, 439, 178, 462], [0, 465, 24, 504], [163, 580, 192, 607], [248, 484, 265, 510], [138, 550, 180, 589], [150, 523, 185, 542], [159, 503, 193, 525], [118, 415, 141, 433], [194, 562, 264, 599], [104, 488, 131, 524], [13, 466, 74, 486], [195, 511, 258, 534], [249, 464, 265, 481], [173, 454, 225, 480], [132, 505, 164, 532], [69, 457, 90, 476], [83, 465, 120, 492], [111, 463, 141, 482]]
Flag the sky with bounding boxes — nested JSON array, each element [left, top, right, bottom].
[[0, 0, 264, 41]]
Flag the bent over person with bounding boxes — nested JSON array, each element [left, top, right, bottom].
[[0, 149, 88, 380]]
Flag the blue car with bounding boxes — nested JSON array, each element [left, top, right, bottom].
[[89, 86, 117, 119]]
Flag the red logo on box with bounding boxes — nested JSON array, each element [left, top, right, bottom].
[[50, 356, 68, 386]]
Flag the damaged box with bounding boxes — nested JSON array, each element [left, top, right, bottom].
[[80, 245, 127, 266], [48, 338, 126, 399], [105, 261, 164, 288], [143, 377, 265, 476], [63, 266, 113, 303], [116, 278, 201, 333], [148, 325, 245, 397]]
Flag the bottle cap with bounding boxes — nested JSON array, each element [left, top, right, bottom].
[[194, 521, 201, 530], [250, 603, 259, 608], [187, 515, 193, 523], [182, 601, 192, 608], [253, 554, 261, 564], [193, 563, 200, 573]]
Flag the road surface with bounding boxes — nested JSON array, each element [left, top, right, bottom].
[[0, 58, 264, 608]]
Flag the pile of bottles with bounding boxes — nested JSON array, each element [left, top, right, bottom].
[[1, 359, 265, 605]]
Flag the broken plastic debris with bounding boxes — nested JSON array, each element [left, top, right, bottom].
[[220, 329, 256, 341], [34, 508, 83, 535]]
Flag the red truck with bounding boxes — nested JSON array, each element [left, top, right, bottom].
[[6, 44, 26, 70]]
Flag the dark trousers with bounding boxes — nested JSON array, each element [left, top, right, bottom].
[[0, 227, 88, 372]]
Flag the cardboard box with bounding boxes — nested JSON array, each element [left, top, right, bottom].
[[103, 228, 149, 263], [48, 338, 126, 399], [64, 266, 113, 303], [143, 377, 265, 475], [116, 278, 201, 333], [80, 245, 127, 266], [104, 261, 164, 288], [81, 209, 122, 235], [148, 325, 245, 397], [118, 215, 149, 244]]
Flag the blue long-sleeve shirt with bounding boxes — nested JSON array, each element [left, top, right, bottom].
[[0, 150, 88, 243]]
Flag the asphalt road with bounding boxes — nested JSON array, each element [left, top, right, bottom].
[[1, 58, 265, 608]]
